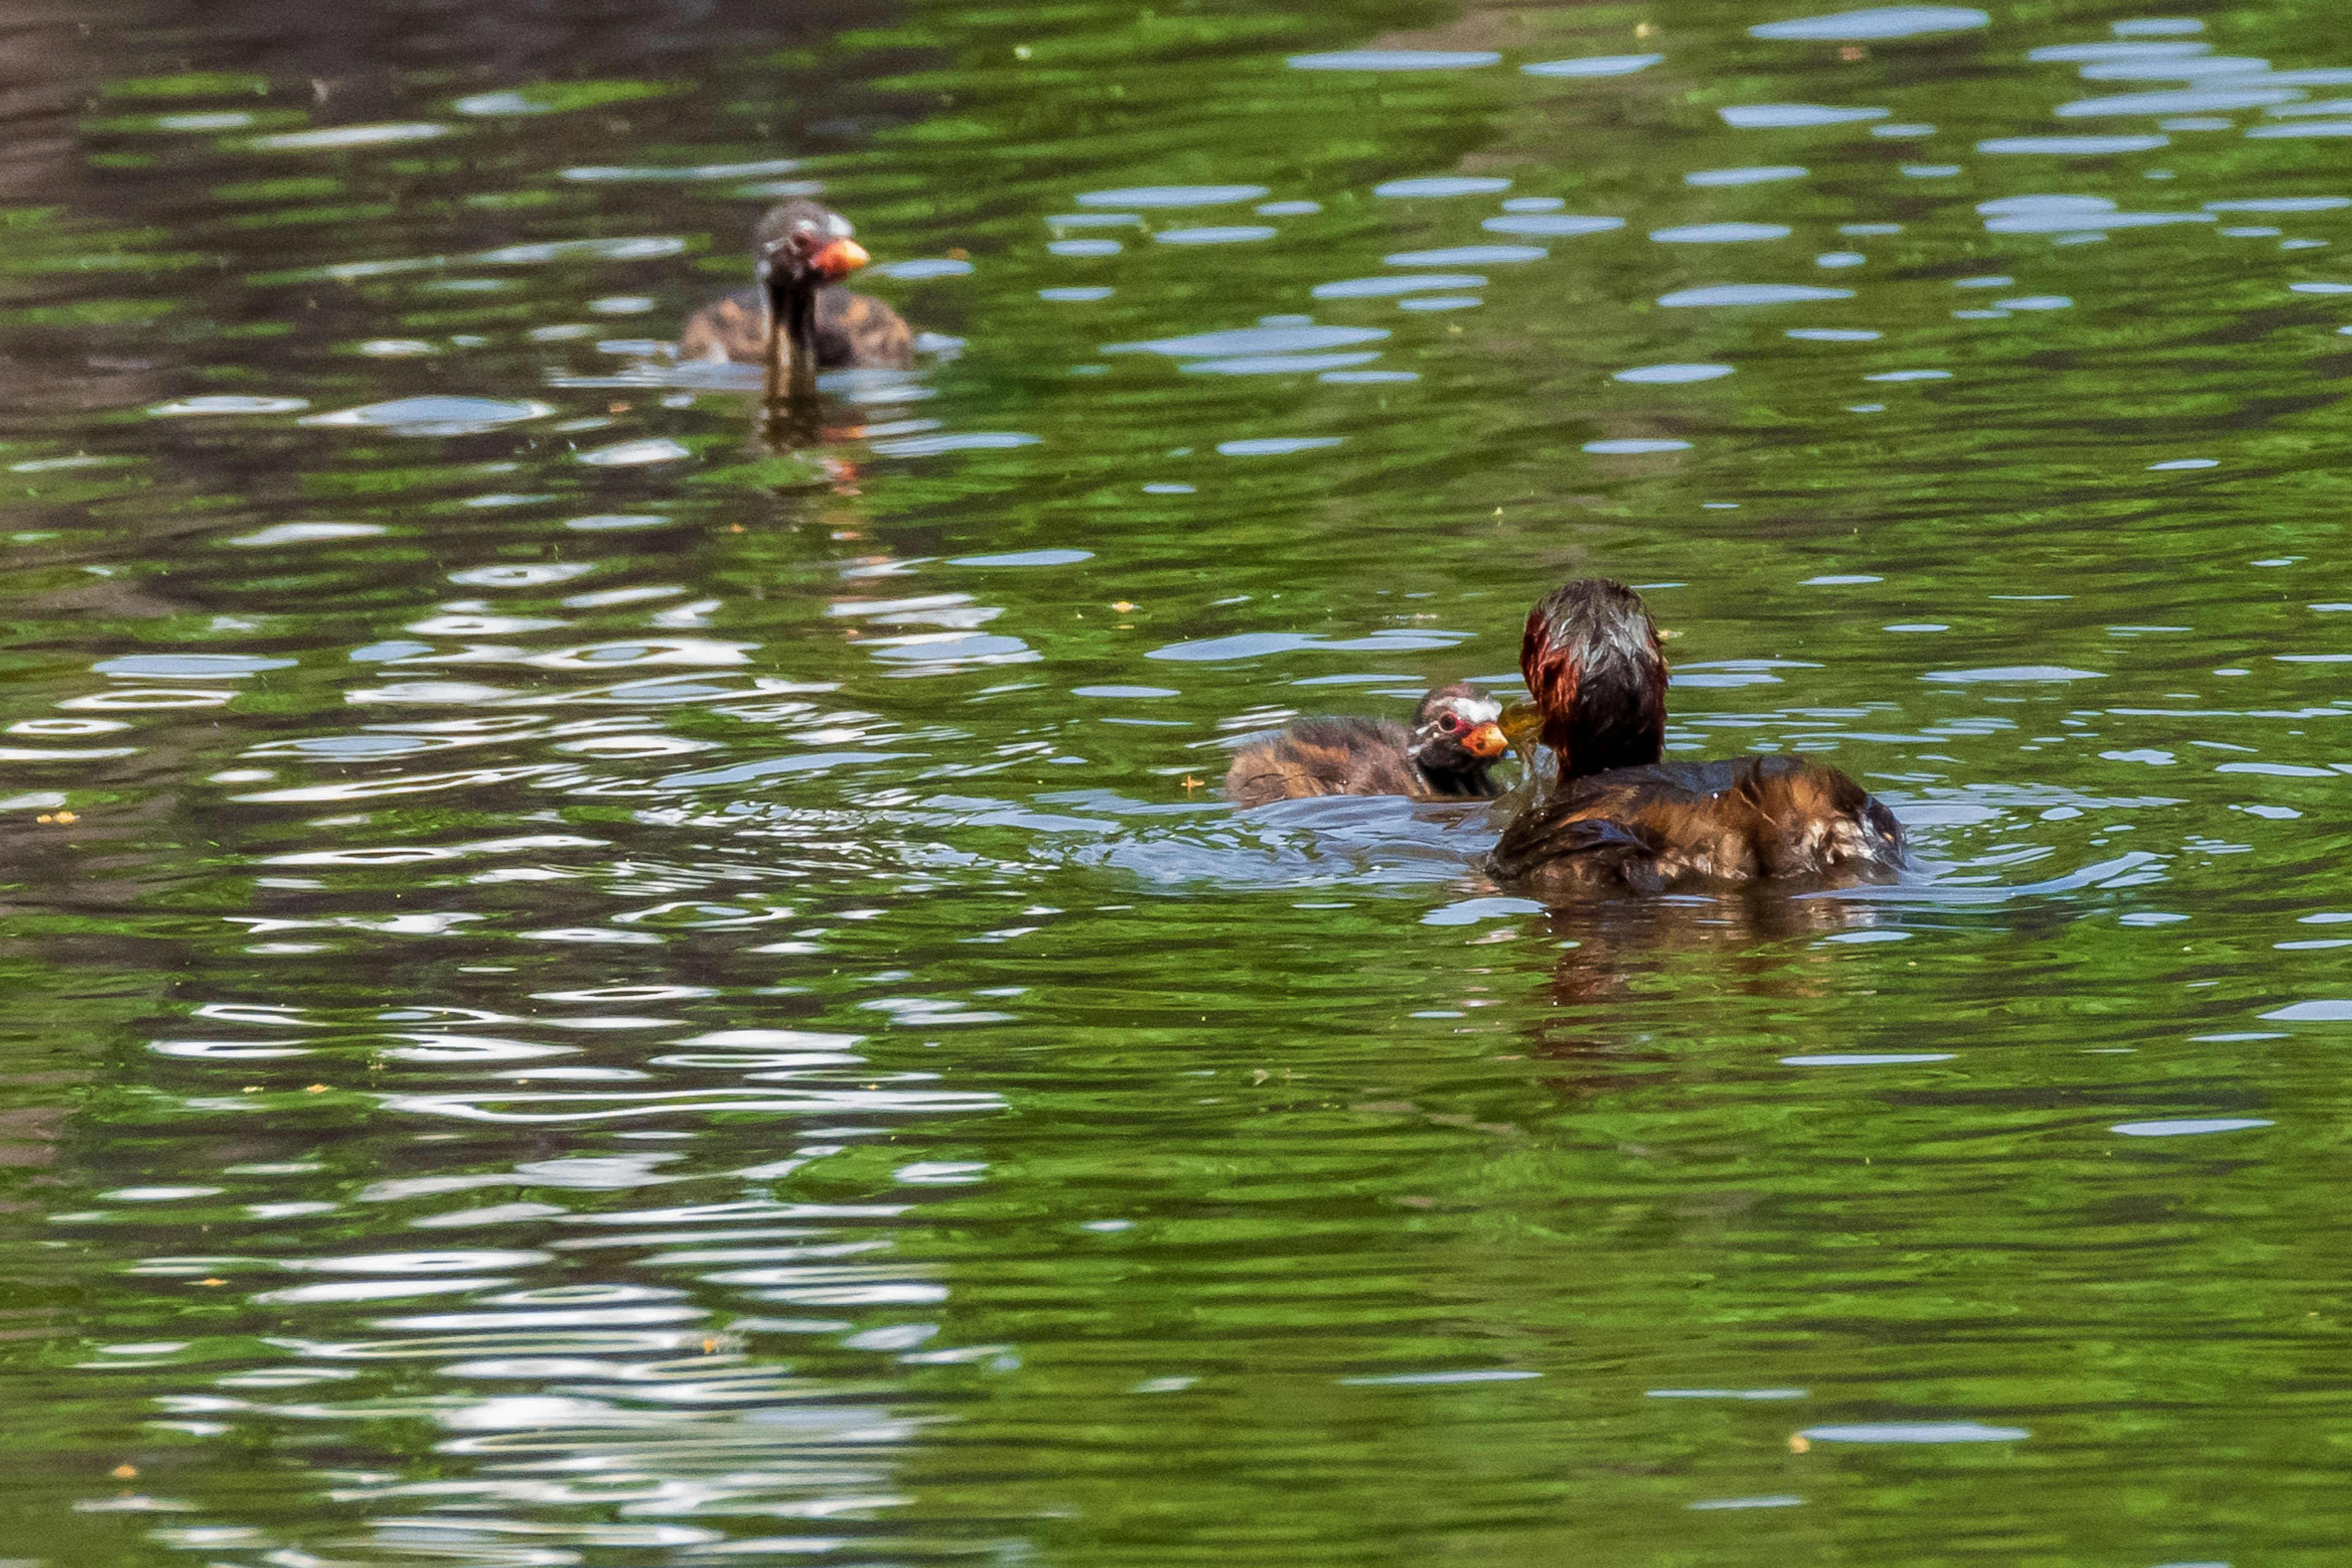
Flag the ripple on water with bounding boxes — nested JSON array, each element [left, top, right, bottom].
[[1155, 226, 1279, 245], [227, 522, 385, 546], [1313, 274, 1486, 298], [1721, 104, 1891, 127], [1214, 437, 1345, 457], [578, 437, 692, 466], [1978, 135, 2173, 154], [1685, 166, 1809, 186], [300, 396, 552, 435], [869, 432, 1042, 456], [1651, 223, 1793, 242], [94, 653, 295, 678], [1799, 1422, 2029, 1442], [1921, 665, 2105, 682], [875, 257, 974, 277], [1106, 323, 1389, 357], [2259, 1000, 2352, 1021], [1978, 195, 2212, 233], [1186, 353, 1384, 374], [2206, 196, 2350, 212], [1374, 176, 1512, 198], [2028, 41, 2212, 62], [950, 549, 1093, 567], [1150, 627, 1464, 660], [1750, 7, 1991, 42], [1481, 214, 1623, 237], [1287, 51, 1499, 70], [2070, 88, 2305, 116], [450, 562, 597, 587], [1074, 184, 1268, 207], [249, 121, 451, 150], [149, 394, 309, 417], [562, 156, 802, 181], [1384, 244, 1547, 265], [1523, 53, 1662, 76], [1783, 1052, 1955, 1065]]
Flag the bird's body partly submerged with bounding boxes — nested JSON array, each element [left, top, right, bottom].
[[1488, 579, 1904, 892], [674, 199, 914, 390], [1226, 683, 1509, 807], [679, 284, 913, 370], [1488, 753, 1904, 892]]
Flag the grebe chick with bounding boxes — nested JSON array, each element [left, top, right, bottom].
[[677, 199, 914, 387], [1487, 579, 1904, 891], [1226, 682, 1509, 807]]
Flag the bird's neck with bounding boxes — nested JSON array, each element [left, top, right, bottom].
[[764, 281, 821, 401], [1546, 698, 1663, 782], [1414, 756, 1491, 796], [1538, 674, 1665, 782], [1526, 627, 1667, 782]]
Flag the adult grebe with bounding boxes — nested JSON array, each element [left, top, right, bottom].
[[1488, 578, 1904, 891]]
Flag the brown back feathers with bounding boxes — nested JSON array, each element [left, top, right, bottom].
[[1488, 754, 1905, 892]]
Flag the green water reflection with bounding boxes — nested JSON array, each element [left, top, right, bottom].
[[3, 0, 2352, 1562]]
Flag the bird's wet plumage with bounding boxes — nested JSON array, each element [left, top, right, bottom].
[[1488, 753, 1905, 892], [1488, 578, 1904, 892], [678, 285, 914, 369], [1226, 682, 1509, 807]]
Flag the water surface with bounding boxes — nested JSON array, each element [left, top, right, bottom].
[[5, 0, 2352, 1562]]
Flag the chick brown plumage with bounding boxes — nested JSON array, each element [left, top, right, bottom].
[[1225, 682, 1508, 807], [678, 285, 913, 369]]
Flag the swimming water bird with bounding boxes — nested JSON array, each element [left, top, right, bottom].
[[677, 199, 915, 394], [1487, 578, 1904, 891], [1225, 682, 1510, 806]]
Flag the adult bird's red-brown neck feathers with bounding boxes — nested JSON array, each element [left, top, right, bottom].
[[1521, 577, 1668, 780]]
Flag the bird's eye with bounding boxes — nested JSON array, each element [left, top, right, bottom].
[[1438, 714, 1461, 733]]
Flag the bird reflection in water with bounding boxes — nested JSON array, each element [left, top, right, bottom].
[[1510, 891, 1897, 1099]]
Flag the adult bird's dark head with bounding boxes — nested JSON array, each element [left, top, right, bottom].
[[1519, 577, 1668, 780]]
